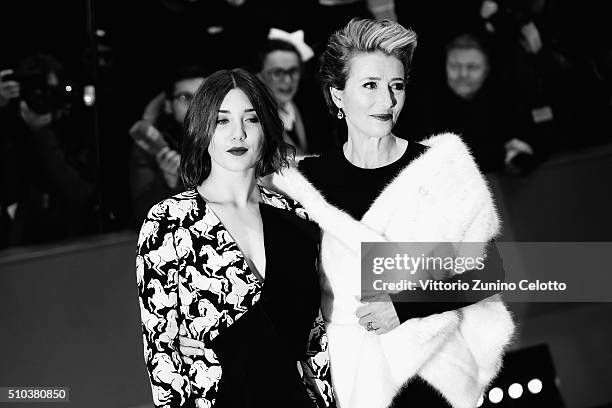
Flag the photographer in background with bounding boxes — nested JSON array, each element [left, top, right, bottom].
[[0, 53, 96, 248], [0, 69, 20, 248], [128, 65, 205, 227]]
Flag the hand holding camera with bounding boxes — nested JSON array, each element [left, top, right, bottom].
[[129, 120, 168, 156], [1, 63, 74, 115], [129, 119, 181, 189], [0, 69, 20, 108]]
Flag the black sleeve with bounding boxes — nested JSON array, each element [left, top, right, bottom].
[[390, 242, 505, 322]]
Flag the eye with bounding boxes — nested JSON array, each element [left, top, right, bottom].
[[245, 116, 260, 123], [363, 82, 377, 90], [174, 92, 193, 103], [216, 118, 229, 125], [391, 82, 405, 92]]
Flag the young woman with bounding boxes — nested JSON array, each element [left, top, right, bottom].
[[136, 69, 334, 408], [263, 19, 515, 408]]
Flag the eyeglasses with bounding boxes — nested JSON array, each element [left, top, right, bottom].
[[173, 92, 194, 104], [264, 67, 301, 82]]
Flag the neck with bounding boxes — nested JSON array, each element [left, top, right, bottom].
[[278, 100, 292, 112], [344, 132, 404, 169], [197, 167, 259, 207]]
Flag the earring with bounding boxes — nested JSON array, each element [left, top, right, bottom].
[[337, 109, 344, 119]]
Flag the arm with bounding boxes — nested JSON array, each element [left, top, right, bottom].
[[0, 69, 19, 109], [390, 241, 505, 322], [300, 311, 336, 408], [137, 210, 193, 407]]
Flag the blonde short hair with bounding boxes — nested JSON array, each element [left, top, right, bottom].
[[319, 18, 417, 115]]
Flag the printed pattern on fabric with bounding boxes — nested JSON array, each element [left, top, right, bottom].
[[300, 312, 335, 408], [136, 187, 334, 408]]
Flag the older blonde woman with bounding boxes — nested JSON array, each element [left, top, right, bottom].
[[265, 19, 515, 408]]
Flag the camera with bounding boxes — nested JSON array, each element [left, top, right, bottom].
[[1, 70, 76, 115]]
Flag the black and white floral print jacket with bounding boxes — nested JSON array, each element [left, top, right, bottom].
[[136, 187, 335, 408]]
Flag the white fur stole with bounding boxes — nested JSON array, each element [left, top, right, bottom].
[[264, 133, 515, 408]]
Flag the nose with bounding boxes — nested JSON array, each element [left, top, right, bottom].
[[231, 121, 247, 141], [279, 74, 292, 85], [378, 85, 397, 109]]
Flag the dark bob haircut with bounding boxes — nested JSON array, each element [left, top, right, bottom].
[[319, 18, 417, 116], [180, 68, 291, 189]]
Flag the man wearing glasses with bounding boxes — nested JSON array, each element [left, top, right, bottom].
[[129, 65, 205, 227]]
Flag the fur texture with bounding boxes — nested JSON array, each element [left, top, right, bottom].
[[264, 133, 515, 408]]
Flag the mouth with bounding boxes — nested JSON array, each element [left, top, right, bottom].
[[227, 147, 248, 156], [370, 114, 393, 122]]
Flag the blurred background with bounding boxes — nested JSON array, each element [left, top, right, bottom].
[[0, 0, 611, 407]]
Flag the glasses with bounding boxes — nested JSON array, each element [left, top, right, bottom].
[[173, 92, 194, 104], [264, 67, 301, 82]]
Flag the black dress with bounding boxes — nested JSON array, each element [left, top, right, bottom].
[[210, 204, 323, 408]]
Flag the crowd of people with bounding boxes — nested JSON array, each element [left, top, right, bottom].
[[1, 0, 610, 247], [0, 54, 97, 247]]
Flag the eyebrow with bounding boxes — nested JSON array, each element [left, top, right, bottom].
[[360, 76, 405, 82], [218, 108, 256, 113]]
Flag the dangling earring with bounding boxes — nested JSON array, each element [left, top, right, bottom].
[[337, 109, 344, 119]]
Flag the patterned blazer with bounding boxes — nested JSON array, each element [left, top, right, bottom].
[[136, 187, 335, 407]]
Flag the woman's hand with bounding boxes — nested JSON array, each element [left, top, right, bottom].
[[179, 335, 206, 365], [356, 294, 400, 335]]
